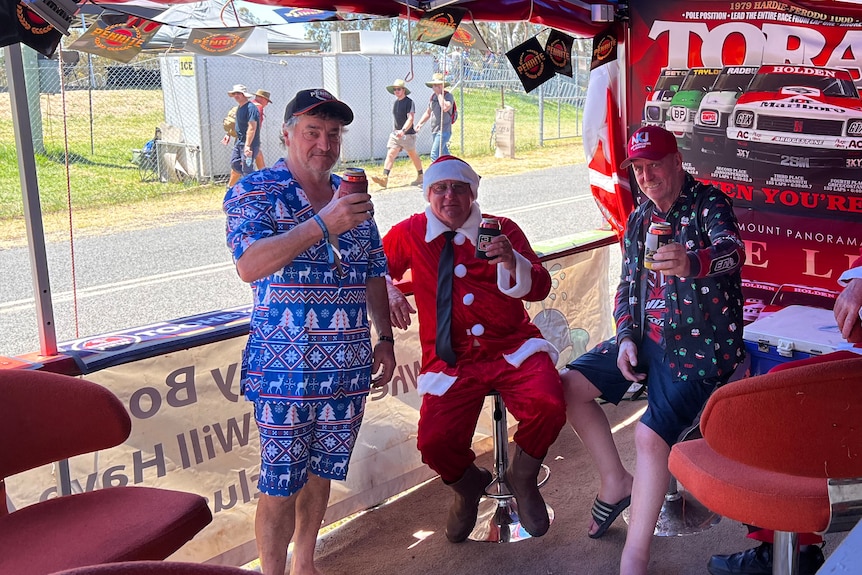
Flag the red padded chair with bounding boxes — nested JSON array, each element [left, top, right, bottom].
[[50, 561, 252, 574], [669, 356, 862, 575], [0, 369, 213, 575]]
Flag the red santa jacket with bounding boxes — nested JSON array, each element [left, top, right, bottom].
[[383, 205, 555, 388]]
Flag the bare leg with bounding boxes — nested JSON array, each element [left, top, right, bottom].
[[561, 369, 633, 535], [406, 148, 423, 172], [619, 422, 671, 575], [255, 151, 265, 170], [289, 473, 330, 575], [383, 147, 400, 172], [255, 492, 297, 575], [227, 169, 242, 188]]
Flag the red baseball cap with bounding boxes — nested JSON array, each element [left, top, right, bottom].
[[620, 125, 679, 169]]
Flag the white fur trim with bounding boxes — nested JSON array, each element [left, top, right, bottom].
[[424, 203, 482, 245], [417, 371, 458, 396], [423, 157, 480, 201], [503, 339, 560, 368], [497, 250, 533, 299]]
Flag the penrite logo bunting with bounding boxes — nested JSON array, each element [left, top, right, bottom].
[[272, 7, 339, 23], [545, 29, 574, 77], [185, 27, 254, 55], [506, 36, 555, 93], [450, 21, 489, 53], [5, 1, 65, 57], [69, 14, 160, 64], [412, 7, 466, 47], [591, 28, 618, 70]]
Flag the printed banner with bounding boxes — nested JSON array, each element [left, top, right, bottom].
[[185, 27, 254, 56], [545, 29, 574, 77], [69, 14, 160, 64], [626, 0, 862, 290], [506, 36, 556, 93], [411, 7, 465, 47], [450, 21, 489, 53], [272, 7, 339, 24], [8, 1, 64, 57]]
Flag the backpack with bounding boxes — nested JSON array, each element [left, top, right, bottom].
[[431, 92, 458, 123], [223, 105, 238, 138]]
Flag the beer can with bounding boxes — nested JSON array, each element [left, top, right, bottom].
[[340, 168, 368, 195], [475, 217, 501, 259], [644, 221, 672, 269]]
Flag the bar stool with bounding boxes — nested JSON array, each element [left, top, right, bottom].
[[469, 391, 552, 543]]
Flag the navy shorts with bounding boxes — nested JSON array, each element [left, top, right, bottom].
[[230, 141, 259, 175], [566, 338, 721, 446]]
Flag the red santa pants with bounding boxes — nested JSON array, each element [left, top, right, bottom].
[[417, 352, 566, 483]]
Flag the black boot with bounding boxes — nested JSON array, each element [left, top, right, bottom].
[[445, 465, 492, 543], [708, 542, 825, 575], [504, 446, 550, 537]]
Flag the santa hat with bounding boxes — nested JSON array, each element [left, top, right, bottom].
[[423, 155, 480, 202]]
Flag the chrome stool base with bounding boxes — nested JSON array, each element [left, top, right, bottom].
[[653, 483, 721, 536], [470, 497, 555, 543], [468, 392, 553, 543]]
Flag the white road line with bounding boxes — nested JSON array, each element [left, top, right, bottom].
[[0, 262, 236, 314], [1, 195, 593, 314]]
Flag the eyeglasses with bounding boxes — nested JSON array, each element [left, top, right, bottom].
[[393, 87, 405, 92], [429, 182, 472, 196]]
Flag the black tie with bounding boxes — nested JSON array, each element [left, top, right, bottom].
[[436, 231, 457, 367]]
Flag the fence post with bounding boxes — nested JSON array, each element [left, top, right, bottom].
[[538, 82, 544, 147]]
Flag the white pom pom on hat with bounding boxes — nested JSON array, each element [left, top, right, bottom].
[[422, 155, 480, 202]]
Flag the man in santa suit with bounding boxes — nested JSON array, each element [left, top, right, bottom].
[[383, 155, 566, 542]]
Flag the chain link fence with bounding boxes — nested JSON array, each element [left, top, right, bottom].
[[0, 45, 589, 217]]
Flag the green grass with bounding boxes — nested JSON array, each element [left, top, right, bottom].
[[0, 87, 584, 224]]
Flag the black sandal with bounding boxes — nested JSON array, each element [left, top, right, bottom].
[[589, 495, 631, 539]]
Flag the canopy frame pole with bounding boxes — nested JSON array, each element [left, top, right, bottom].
[[6, 43, 59, 357]]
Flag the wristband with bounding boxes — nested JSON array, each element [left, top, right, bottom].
[[378, 335, 395, 344], [312, 214, 337, 266]]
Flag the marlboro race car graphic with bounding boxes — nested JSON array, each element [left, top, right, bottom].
[[727, 65, 862, 169], [692, 66, 758, 156], [642, 67, 687, 127]]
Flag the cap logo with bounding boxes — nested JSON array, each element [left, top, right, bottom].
[[309, 89, 333, 102], [630, 132, 652, 151]]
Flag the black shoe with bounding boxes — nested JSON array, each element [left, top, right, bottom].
[[708, 542, 825, 575]]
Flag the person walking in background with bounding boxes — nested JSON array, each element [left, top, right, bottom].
[[371, 79, 424, 189], [560, 125, 746, 575], [223, 84, 260, 188], [252, 88, 272, 170], [383, 155, 566, 542], [415, 73, 455, 162], [224, 88, 396, 575]]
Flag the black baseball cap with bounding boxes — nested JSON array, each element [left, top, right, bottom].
[[283, 88, 354, 125]]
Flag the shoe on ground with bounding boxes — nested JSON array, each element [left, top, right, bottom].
[[410, 174, 423, 187], [371, 175, 388, 189], [707, 542, 825, 575]]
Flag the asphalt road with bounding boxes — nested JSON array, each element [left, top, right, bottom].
[[1, 162, 615, 358]]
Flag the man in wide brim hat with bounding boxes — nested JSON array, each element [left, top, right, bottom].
[[386, 79, 411, 95], [228, 83, 253, 98], [254, 89, 273, 103], [425, 73, 450, 88]]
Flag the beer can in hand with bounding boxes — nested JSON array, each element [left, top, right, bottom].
[[476, 217, 501, 259], [340, 168, 368, 196], [644, 221, 672, 269]]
